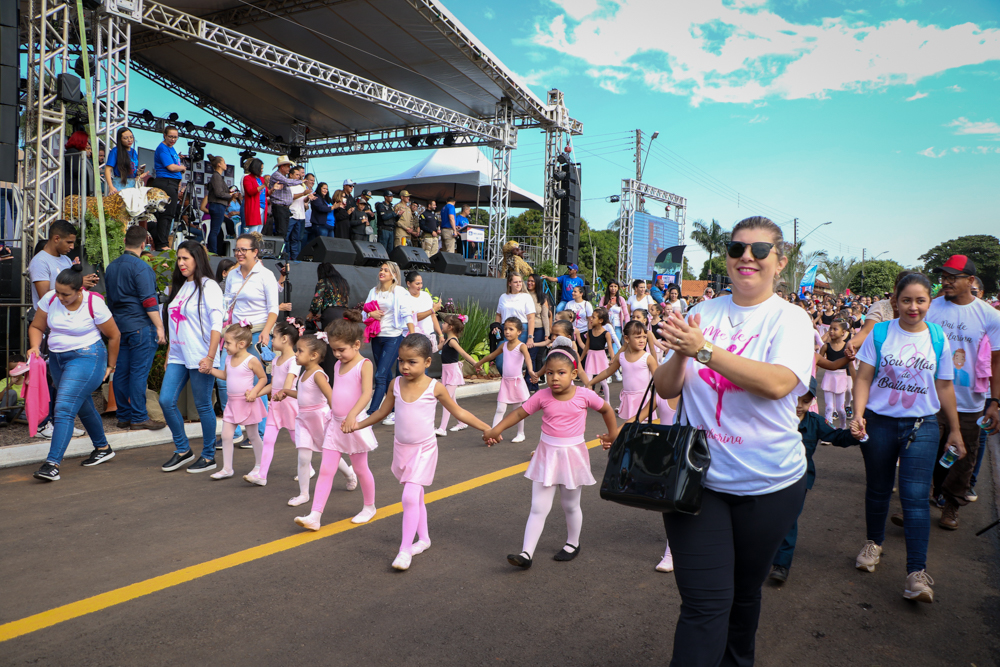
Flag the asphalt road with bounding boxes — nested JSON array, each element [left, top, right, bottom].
[[1, 392, 998, 666]]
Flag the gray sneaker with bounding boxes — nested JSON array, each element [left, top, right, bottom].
[[903, 570, 934, 603], [856, 540, 882, 572]]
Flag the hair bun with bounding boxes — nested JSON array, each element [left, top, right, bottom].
[[70, 263, 83, 273], [342, 309, 363, 323]]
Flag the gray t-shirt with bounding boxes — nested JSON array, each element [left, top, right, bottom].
[[28, 251, 72, 307]]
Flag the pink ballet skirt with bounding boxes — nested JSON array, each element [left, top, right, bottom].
[[222, 356, 268, 426], [821, 368, 849, 394], [441, 361, 465, 386], [267, 356, 299, 431], [525, 432, 597, 490], [583, 349, 609, 377], [816, 324, 830, 337], [294, 370, 331, 452], [323, 359, 378, 454], [498, 343, 529, 404], [390, 377, 439, 486]]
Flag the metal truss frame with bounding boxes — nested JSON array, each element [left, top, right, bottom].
[[487, 99, 515, 274], [127, 112, 284, 152], [93, 7, 131, 157], [617, 178, 687, 285], [541, 90, 569, 265]]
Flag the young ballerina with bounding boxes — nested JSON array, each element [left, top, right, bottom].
[[818, 319, 851, 428], [295, 312, 378, 530], [244, 318, 301, 486], [578, 308, 612, 400], [279, 333, 356, 507], [474, 317, 537, 443], [346, 333, 492, 571], [437, 315, 479, 435], [588, 321, 659, 420], [629, 392, 678, 572], [485, 337, 619, 568], [203, 322, 267, 480]]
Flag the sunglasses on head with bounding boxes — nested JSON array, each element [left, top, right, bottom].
[[727, 241, 775, 260]]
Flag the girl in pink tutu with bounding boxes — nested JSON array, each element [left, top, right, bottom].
[[348, 333, 492, 571], [436, 315, 479, 435], [204, 322, 267, 480], [485, 338, 619, 568], [474, 317, 537, 443], [244, 318, 300, 486], [818, 319, 851, 427], [577, 307, 612, 400], [588, 321, 659, 420], [295, 312, 378, 530]]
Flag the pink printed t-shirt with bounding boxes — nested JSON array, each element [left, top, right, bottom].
[[520, 386, 605, 440]]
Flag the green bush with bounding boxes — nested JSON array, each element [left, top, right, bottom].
[[83, 212, 125, 269], [148, 346, 167, 393]]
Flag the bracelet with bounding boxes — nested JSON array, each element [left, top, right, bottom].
[[985, 397, 1000, 410]]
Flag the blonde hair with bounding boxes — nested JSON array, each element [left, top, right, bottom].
[[332, 189, 345, 204], [378, 261, 402, 292]]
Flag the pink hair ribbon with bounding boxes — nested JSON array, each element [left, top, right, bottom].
[[316, 332, 329, 342]]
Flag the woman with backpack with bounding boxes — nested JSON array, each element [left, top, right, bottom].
[[27, 265, 121, 482], [850, 272, 964, 603]]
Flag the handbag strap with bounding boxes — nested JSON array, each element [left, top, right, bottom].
[[635, 375, 687, 426]]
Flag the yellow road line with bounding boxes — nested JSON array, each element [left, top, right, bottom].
[[0, 439, 605, 643]]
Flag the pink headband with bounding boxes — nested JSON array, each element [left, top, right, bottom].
[[547, 348, 577, 368]]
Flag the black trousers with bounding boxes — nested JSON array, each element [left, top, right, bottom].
[[663, 475, 806, 667], [270, 204, 290, 239], [149, 178, 180, 249]]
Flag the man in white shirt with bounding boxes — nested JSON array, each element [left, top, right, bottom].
[[926, 255, 1000, 530], [286, 165, 315, 262]]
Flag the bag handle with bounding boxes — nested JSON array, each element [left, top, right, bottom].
[[634, 375, 687, 427]]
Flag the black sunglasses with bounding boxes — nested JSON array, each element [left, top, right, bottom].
[[727, 241, 775, 260]]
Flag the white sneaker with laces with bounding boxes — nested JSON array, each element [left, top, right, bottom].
[[903, 570, 935, 603], [855, 540, 882, 572], [392, 552, 412, 571], [382, 413, 396, 426]]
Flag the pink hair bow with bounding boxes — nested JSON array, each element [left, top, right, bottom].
[[297, 326, 305, 336], [286, 317, 297, 325], [316, 332, 329, 342], [238, 318, 252, 328]]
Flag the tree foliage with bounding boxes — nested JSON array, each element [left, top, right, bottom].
[[699, 256, 727, 280], [682, 257, 697, 281], [848, 258, 906, 298], [690, 219, 729, 266], [821, 256, 860, 295], [780, 241, 827, 294], [919, 235, 1000, 294]]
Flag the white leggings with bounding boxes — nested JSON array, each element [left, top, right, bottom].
[[521, 482, 583, 558], [493, 402, 524, 438], [220, 421, 262, 475], [439, 385, 465, 431], [824, 391, 845, 428]]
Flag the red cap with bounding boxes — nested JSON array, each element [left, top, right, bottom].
[[933, 255, 976, 276]]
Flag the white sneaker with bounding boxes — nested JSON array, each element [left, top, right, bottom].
[[382, 413, 396, 426], [294, 511, 322, 531], [450, 423, 468, 432], [392, 552, 412, 571], [903, 569, 935, 603], [293, 467, 316, 481], [411, 539, 432, 555], [435, 428, 448, 437], [656, 553, 674, 573], [36, 424, 78, 439], [352, 505, 377, 524], [856, 540, 882, 572], [511, 433, 526, 443], [345, 472, 358, 491], [615, 371, 623, 382]]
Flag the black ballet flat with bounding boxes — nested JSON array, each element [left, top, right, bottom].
[[507, 552, 532, 569], [553, 543, 580, 562]]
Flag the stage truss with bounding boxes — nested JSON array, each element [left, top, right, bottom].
[[18, 0, 583, 273], [617, 179, 687, 285]]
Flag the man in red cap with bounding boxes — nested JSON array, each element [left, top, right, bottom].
[[926, 254, 1000, 529]]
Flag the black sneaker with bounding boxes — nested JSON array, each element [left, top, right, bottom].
[[845, 406, 853, 420], [33, 462, 60, 482], [161, 450, 195, 472], [82, 447, 115, 466], [187, 457, 217, 474], [237, 432, 254, 449], [769, 564, 789, 584]]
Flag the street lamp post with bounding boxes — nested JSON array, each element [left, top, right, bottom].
[[640, 131, 659, 181]]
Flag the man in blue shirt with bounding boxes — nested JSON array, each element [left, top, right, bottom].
[[149, 126, 186, 251], [541, 264, 584, 312], [440, 196, 458, 253], [650, 274, 667, 305], [105, 226, 167, 431]]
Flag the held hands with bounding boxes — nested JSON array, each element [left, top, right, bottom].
[[198, 356, 213, 374], [659, 313, 705, 357], [850, 417, 866, 440], [272, 389, 286, 402], [342, 417, 360, 433], [598, 432, 616, 450], [528, 372, 540, 383], [245, 389, 256, 401], [482, 429, 504, 447]]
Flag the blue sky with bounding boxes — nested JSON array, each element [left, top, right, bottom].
[[129, 0, 1000, 274]]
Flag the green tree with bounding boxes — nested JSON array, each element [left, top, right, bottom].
[[690, 219, 729, 267], [849, 258, 906, 298], [780, 242, 827, 294], [682, 257, 696, 281], [821, 256, 860, 294], [919, 234, 1000, 294], [578, 219, 619, 288], [699, 256, 726, 280]]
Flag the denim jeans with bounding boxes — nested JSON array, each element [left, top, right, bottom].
[[370, 335, 404, 414], [861, 410, 938, 573], [316, 225, 336, 238], [555, 300, 569, 313], [970, 428, 988, 489], [46, 342, 110, 465], [378, 228, 394, 255], [207, 202, 228, 254], [216, 329, 269, 437], [527, 328, 546, 392], [113, 324, 158, 424], [287, 218, 304, 260], [159, 363, 217, 460]]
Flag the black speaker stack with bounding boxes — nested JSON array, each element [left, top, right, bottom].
[[557, 162, 582, 267], [429, 251, 467, 276], [0, 3, 17, 183], [390, 245, 431, 271], [258, 235, 285, 259], [353, 240, 390, 267], [298, 237, 356, 264]]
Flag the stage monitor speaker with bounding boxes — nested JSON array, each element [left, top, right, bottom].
[[390, 245, 431, 271], [56, 73, 82, 104], [352, 240, 389, 267], [465, 259, 488, 277], [429, 251, 467, 276], [558, 163, 582, 267], [258, 235, 284, 259], [299, 236, 355, 264]]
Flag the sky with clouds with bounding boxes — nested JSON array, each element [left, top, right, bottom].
[[130, 0, 1000, 273]]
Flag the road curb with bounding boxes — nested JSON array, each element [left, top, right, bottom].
[[0, 380, 501, 469], [990, 432, 1000, 528]]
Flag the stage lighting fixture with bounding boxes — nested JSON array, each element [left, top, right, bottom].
[[182, 120, 194, 132], [556, 153, 570, 165], [443, 133, 456, 146], [274, 135, 284, 144], [425, 134, 439, 147], [168, 112, 179, 122], [81, 0, 102, 11], [244, 128, 254, 139], [552, 166, 568, 181], [408, 136, 422, 147], [239, 149, 256, 165], [220, 128, 232, 140], [553, 188, 567, 199], [609, 195, 620, 203], [204, 121, 215, 130], [141, 109, 154, 122], [289, 146, 301, 160]]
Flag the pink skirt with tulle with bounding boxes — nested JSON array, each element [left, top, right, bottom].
[[295, 405, 330, 452], [392, 437, 439, 486], [267, 396, 298, 432], [498, 376, 529, 404], [821, 369, 849, 394], [323, 414, 378, 454], [223, 396, 268, 427], [525, 432, 597, 489], [441, 362, 465, 387], [584, 350, 609, 377]]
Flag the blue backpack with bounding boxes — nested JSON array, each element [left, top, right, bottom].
[[871, 320, 945, 379]]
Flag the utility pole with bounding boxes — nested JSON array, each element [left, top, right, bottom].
[[793, 218, 798, 245], [861, 248, 866, 293], [635, 129, 643, 181]]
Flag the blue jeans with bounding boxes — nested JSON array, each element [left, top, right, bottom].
[[216, 330, 269, 437], [159, 363, 217, 460], [316, 225, 336, 238], [378, 228, 394, 255], [207, 202, 228, 254], [113, 324, 158, 424], [970, 427, 988, 489], [611, 325, 623, 355], [861, 411, 938, 573], [370, 335, 404, 414], [287, 218, 304, 260], [46, 342, 110, 464]]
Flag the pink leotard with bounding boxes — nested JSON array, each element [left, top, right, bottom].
[[222, 355, 267, 425], [294, 369, 330, 452], [497, 342, 529, 404], [323, 358, 378, 454], [521, 386, 604, 489], [390, 377, 439, 486], [267, 354, 299, 431], [618, 351, 653, 420]]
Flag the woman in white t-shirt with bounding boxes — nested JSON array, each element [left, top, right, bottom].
[[405, 271, 443, 351], [665, 284, 688, 317], [563, 285, 594, 335], [158, 241, 225, 474], [494, 273, 536, 378], [652, 216, 813, 665], [27, 265, 121, 482], [626, 278, 653, 316], [364, 261, 415, 419], [850, 272, 963, 604]]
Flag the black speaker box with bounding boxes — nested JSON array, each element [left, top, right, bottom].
[[390, 245, 430, 270], [258, 235, 284, 259], [298, 236, 355, 264], [0, 143, 13, 183], [429, 251, 467, 275], [466, 259, 488, 277], [352, 240, 389, 267], [0, 245, 21, 303], [56, 73, 82, 104]]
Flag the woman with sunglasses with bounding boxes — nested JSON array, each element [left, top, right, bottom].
[[652, 216, 814, 666]]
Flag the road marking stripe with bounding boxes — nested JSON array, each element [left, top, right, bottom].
[[0, 438, 605, 643]]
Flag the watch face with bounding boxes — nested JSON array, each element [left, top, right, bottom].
[[697, 348, 711, 363]]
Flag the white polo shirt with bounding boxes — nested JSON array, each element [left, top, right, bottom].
[[224, 260, 279, 326]]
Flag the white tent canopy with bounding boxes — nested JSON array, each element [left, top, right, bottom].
[[357, 148, 543, 210]]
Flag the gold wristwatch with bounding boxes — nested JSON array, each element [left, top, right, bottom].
[[695, 341, 714, 365]]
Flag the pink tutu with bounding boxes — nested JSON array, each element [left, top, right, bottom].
[[295, 406, 329, 452], [392, 438, 438, 486], [583, 350, 609, 377], [524, 432, 597, 489], [498, 376, 529, 404], [324, 414, 378, 454], [617, 390, 651, 421], [223, 396, 267, 426], [440, 361, 465, 387], [267, 396, 298, 431], [816, 324, 829, 337], [821, 368, 849, 394]]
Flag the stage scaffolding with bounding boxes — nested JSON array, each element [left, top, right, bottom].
[[18, 0, 583, 274], [617, 179, 687, 285]]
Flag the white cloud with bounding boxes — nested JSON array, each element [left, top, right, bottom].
[[974, 146, 1000, 154], [484, 7, 495, 19], [905, 91, 928, 101], [531, 0, 1000, 105], [918, 147, 947, 158], [748, 114, 768, 123], [946, 117, 1000, 136], [515, 66, 569, 87], [947, 84, 964, 92]]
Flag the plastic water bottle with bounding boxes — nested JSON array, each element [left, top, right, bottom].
[[938, 446, 959, 469]]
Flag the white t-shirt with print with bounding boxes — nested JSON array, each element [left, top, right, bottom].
[[627, 294, 653, 314], [926, 297, 1000, 413], [680, 294, 814, 495], [856, 320, 954, 418], [166, 278, 225, 369], [564, 300, 594, 333], [38, 290, 112, 353]]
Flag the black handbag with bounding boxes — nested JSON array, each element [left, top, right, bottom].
[[600, 378, 711, 515]]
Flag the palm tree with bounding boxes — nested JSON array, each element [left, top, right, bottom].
[[821, 256, 859, 294], [781, 242, 827, 294], [690, 219, 729, 266]]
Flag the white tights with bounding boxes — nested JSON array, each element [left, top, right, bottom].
[[439, 385, 465, 431], [521, 481, 583, 558], [824, 391, 845, 428], [220, 422, 262, 475], [493, 402, 524, 439], [593, 378, 610, 401], [295, 447, 354, 499]]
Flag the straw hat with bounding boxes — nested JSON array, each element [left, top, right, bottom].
[[273, 155, 295, 168]]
